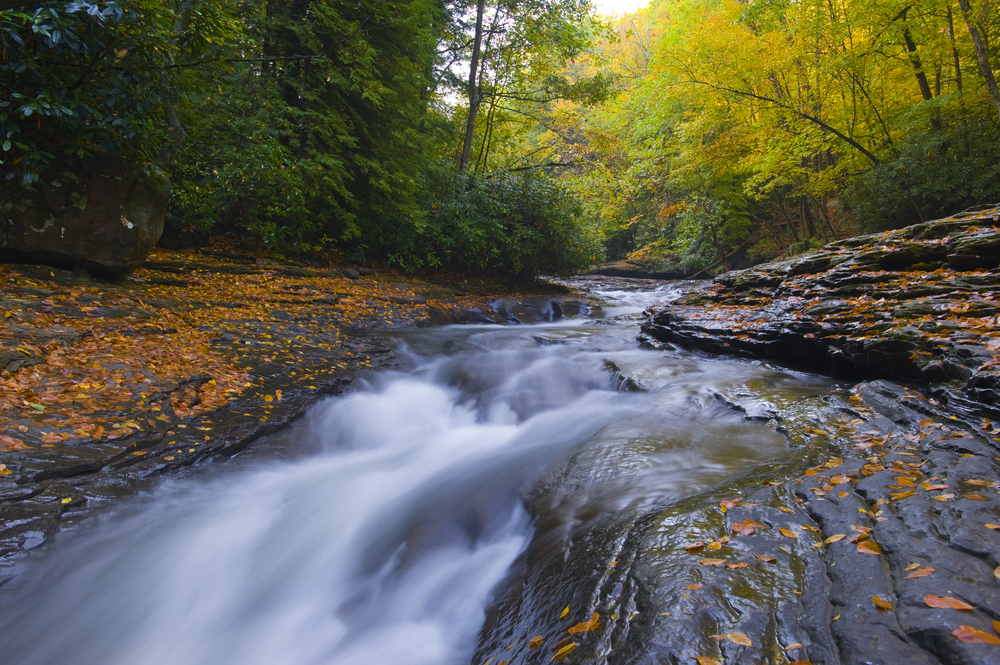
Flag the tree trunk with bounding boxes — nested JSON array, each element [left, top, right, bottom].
[[800, 196, 817, 237], [459, 0, 486, 174], [957, 0, 1000, 120], [948, 7, 963, 93], [708, 223, 730, 271]]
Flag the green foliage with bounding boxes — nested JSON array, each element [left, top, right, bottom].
[[844, 110, 1000, 232], [0, 1, 240, 183], [416, 162, 603, 278]]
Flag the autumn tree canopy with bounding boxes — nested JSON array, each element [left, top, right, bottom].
[[3, 0, 999, 277]]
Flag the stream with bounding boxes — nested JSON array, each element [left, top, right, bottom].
[[0, 279, 861, 664]]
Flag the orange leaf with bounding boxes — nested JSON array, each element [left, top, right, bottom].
[[856, 540, 882, 555], [952, 626, 1000, 644], [732, 522, 755, 535], [824, 534, 846, 544], [567, 612, 600, 634], [889, 490, 916, 500], [986, 524, 1000, 530], [550, 643, 578, 661], [726, 562, 749, 569], [744, 519, 766, 529], [754, 554, 777, 563], [924, 594, 975, 610], [920, 482, 949, 491], [685, 542, 705, 552], [906, 567, 934, 578], [528, 635, 543, 650], [873, 595, 894, 610], [686, 583, 703, 590], [695, 658, 722, 665], [699, 558, 726, 566], [964, 493, 989, 501], [779, 529, 799, 539]]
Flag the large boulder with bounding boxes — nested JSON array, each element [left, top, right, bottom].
[[0, 155, 171, 275]]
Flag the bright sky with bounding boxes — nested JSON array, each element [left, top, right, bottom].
[[592, 0, 648, 16]]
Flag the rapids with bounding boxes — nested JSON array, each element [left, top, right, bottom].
[[0, 281, 839, 665]]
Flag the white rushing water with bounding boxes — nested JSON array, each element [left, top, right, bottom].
[[0, 287, 828, 665]]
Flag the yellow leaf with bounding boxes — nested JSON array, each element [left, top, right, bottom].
[[528, 635, 543, 650], [779, 529, 799, 539], [856, 540, 882, 555], [560, 606, 569, 618], [696, 658, 722, 665], [785, 643, 803, 650], [873, 595, 894, 610], [904, 563, 920, 571], [60, 497, 72, 504], [698, 558, 726, 566], [264, 394, 274, 402], [824, 534, 846, 544]]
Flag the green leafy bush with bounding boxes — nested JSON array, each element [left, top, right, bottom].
[[845, 114, 1000, 232], [416, 163, 603, 279]]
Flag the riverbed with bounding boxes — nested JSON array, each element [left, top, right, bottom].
[[0, 277, 996, 665]]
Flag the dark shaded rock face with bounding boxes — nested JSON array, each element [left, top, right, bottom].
[[0, 156, 171, 274], [642, 208, 1000, 414]]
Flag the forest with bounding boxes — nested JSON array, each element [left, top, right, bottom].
[[2, 0, 1000, 278]]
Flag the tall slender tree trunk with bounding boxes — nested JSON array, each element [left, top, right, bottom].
[[948, 7, 964, 93], [459, 0, 486, 174], [957, 0, 1000, 120]]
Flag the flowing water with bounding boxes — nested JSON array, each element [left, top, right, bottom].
[[0, 280, 841, 665]]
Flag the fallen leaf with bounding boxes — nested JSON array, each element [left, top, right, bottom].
[[952, 626, 1000, 644], [726, 562, 749, 569], [873, 595, 894, 610], [744, 518, 766, 529], [921, 483, 949, 491], [904, 563, 920, 571], [707, 541, 723, 551], [986, 524, 1000, 529], [889, 490, 916, 500], [831, 474, 851, 484], [755, 554, 778, 563], [784, 643, 803, 650], [824, 534, 846, 544], [732, 522, 755, 535], [699, 559, 726, 566], [857, 540, 882, 555], [964, 493, 989, 501], [933, 493, 954, 501], [567, 612, 600, 634], [528, 635, 543, 650], [779, 528, 799, 539], [924, 594, 975, 610], [550, 643, 578, 661], [686, 583, 703, 590], [723, 632, 753, 647], [695, 658, 722, 665], [906, 567, 934, 578], [790, 661, 815, 665], [685, 542, 706, 552]]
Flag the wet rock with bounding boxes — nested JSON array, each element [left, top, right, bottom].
[[0, 155, 171, 274], [644, 209, 1000, 411]]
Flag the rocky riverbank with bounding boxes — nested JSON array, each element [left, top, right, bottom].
[[642, 206, 1000, 416]]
